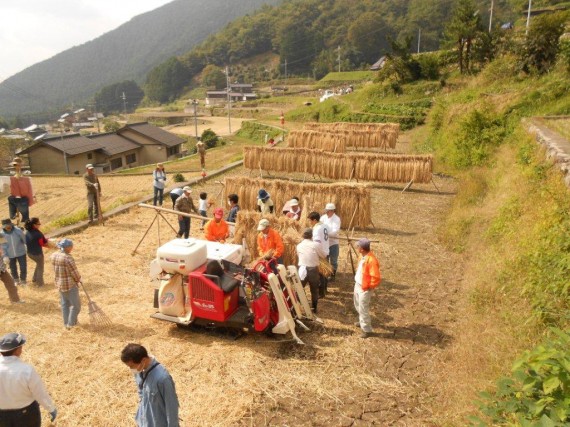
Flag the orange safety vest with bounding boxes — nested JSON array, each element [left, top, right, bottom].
[[257, 228, 284, 258], [204, 219, 229, 242], [360, 251, 381, 291]]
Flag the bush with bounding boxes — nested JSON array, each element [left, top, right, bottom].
[[173, 173, 185, 183], [471, 329, 570, 425], [417, 54, 441, 80], [201, 129, 219, 148]]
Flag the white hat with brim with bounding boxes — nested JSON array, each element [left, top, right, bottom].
[[257, 218, 270, 231], [86, 164, 94, 169], [182, 186, 192, 193]]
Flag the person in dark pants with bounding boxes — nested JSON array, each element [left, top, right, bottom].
[[0, 237, 24, 304], [24, 218, 49, 287], [169, 188, 184, 209], [83, 164, 101, 224], [0, 332, 57, 426], [296, 228, 326, 313], [8, 159, 34, 223], [152, 163, 167, 206], [174, 187, 198, 239]]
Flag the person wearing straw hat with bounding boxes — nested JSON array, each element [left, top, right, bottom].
[[152, 163, 167, 207], [83, 164, 101, 224], [1, 219, 27, 286], [8, 157, 34, 223], [50, 239, 82, 330], [204, 208, 230, 243], [354, 238, 381, 339], [296, 228, 326, 314], [320, 203, 341, 282], [0, 234, 24, 304], [121, 343, 179, 427], [256, 219, 284, 263], [174, 186, 198, 239], [0, 332, 57, 425], [196, 139, 206, 169], [256, 189, 274, 214]]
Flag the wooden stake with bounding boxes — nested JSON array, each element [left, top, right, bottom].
[[402, 179, 414, 193], [132, 213, 158, 255], [431, 176, 441, 194]]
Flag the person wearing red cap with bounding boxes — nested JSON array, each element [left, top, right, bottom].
[[204, 208, 230, 243]]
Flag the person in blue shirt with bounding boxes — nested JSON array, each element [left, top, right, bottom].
[[121, 344, 179, 427], [1, 219, 27, 286], [226, 193, 239, 223]]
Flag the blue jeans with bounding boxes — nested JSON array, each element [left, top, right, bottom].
[[328, 244, 339, 272], [200, 209, 207, 227], [178, 217, 191, 239], [8, 196, 29, 222], [60, 286, 81, 327], [9, 255, 27, 282], [153, 186, 164, 206]]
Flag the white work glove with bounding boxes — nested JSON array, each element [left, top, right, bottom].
[[3, 257, 9, 265], [93, 183, 99, 190]]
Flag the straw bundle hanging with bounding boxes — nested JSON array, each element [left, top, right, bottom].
[[243, 146, 433, 184], [287, 130, 347, 153], [303, 122, 400, 149], [224, 176, 372, 229]]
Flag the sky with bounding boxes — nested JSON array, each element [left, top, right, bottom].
[[0, 0, 173, 82]]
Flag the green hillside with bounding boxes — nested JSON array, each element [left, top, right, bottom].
[[0, 0, 282, 122]]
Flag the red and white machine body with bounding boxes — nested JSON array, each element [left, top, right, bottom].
[[149, 238, 318, 344]]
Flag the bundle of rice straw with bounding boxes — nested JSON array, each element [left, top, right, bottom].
[[303, 122, 400, 149], [224, 176, 371, 229], [287, 130, 346, 153], [232, 211, 303, 267], [243, 146, 433, 183], [318, 258, 334, 278]]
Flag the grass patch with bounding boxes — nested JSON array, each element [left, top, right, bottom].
[[319, 71, 376, 82]]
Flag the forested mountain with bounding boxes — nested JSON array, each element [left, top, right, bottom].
[[0, 0, 282, 122], [144, 0, 527, 102]]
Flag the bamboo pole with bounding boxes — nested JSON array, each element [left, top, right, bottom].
[[138, 203, 236, 225]]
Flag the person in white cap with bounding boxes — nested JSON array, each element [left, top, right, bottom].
[[285, 198, 302, 221], [0, 332, 57, 425], [308, 211, 329, 297], [174, 187, 198, 239], [320, 203, 341, 281], [256, 219, 284, 263], [83, 164, 101, 224], [354, 238, 381, 339], [50, 239, 82, 329]]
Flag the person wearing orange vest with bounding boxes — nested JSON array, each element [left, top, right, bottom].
[[256, 219, 284, 263], [204, 208, 230, 243], [354, 238, 381, 339]]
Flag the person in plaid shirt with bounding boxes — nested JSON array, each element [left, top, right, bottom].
[[50, 239, 81, 330]]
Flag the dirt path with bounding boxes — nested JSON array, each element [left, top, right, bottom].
[[0, 169, 460, 426]]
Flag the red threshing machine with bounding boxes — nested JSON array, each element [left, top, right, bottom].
[[149, 238, 321, 344]]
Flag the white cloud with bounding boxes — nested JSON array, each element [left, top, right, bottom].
[[0, 0, 172, 80]]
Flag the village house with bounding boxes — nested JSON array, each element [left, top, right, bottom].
[[206, 83, 256, 106], [18, 122, 185, 174]]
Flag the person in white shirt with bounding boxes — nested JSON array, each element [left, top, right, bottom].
[[320, 203, 341, 281], [296, 228, 326, 313], [308, 211, 329, 298], [0, 332, 57, 426]]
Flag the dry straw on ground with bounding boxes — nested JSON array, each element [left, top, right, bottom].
[[243, 146, 433, 184], [286, 130, 346, 152], [224, 176, 371, 228], [303, 122, 400, 150]]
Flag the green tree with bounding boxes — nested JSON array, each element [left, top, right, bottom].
[[94, 80, 144, 114], [444, 0, 482, 74], [102, 119, 121, 133], [202, 65, 227, 89], [145, 57, 189, 103], [520, 11, 568, 74], [347, 12, 391, 64], [201, 128, 219, 148]]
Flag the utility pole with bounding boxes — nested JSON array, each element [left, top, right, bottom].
[[284, 60, 287, 81], [337, 46, 341, 73], [417, 28, 421, 54], [526, 0, 532, 35], [225, 66, 231, 134], [91, 101, 101, 133], [191, 99, 198, 138], [489, 0, 494, 33], [121, 92, 127, 118]]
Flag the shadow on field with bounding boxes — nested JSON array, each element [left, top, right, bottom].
[[372, 323, 451, 347], [83, 322, 156, 339], [377, 227, 417, 237]]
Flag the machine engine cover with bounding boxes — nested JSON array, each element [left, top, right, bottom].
[[157, 238, 207, 274]]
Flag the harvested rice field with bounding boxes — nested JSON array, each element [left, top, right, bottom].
[[1, 167, 462, 426]]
